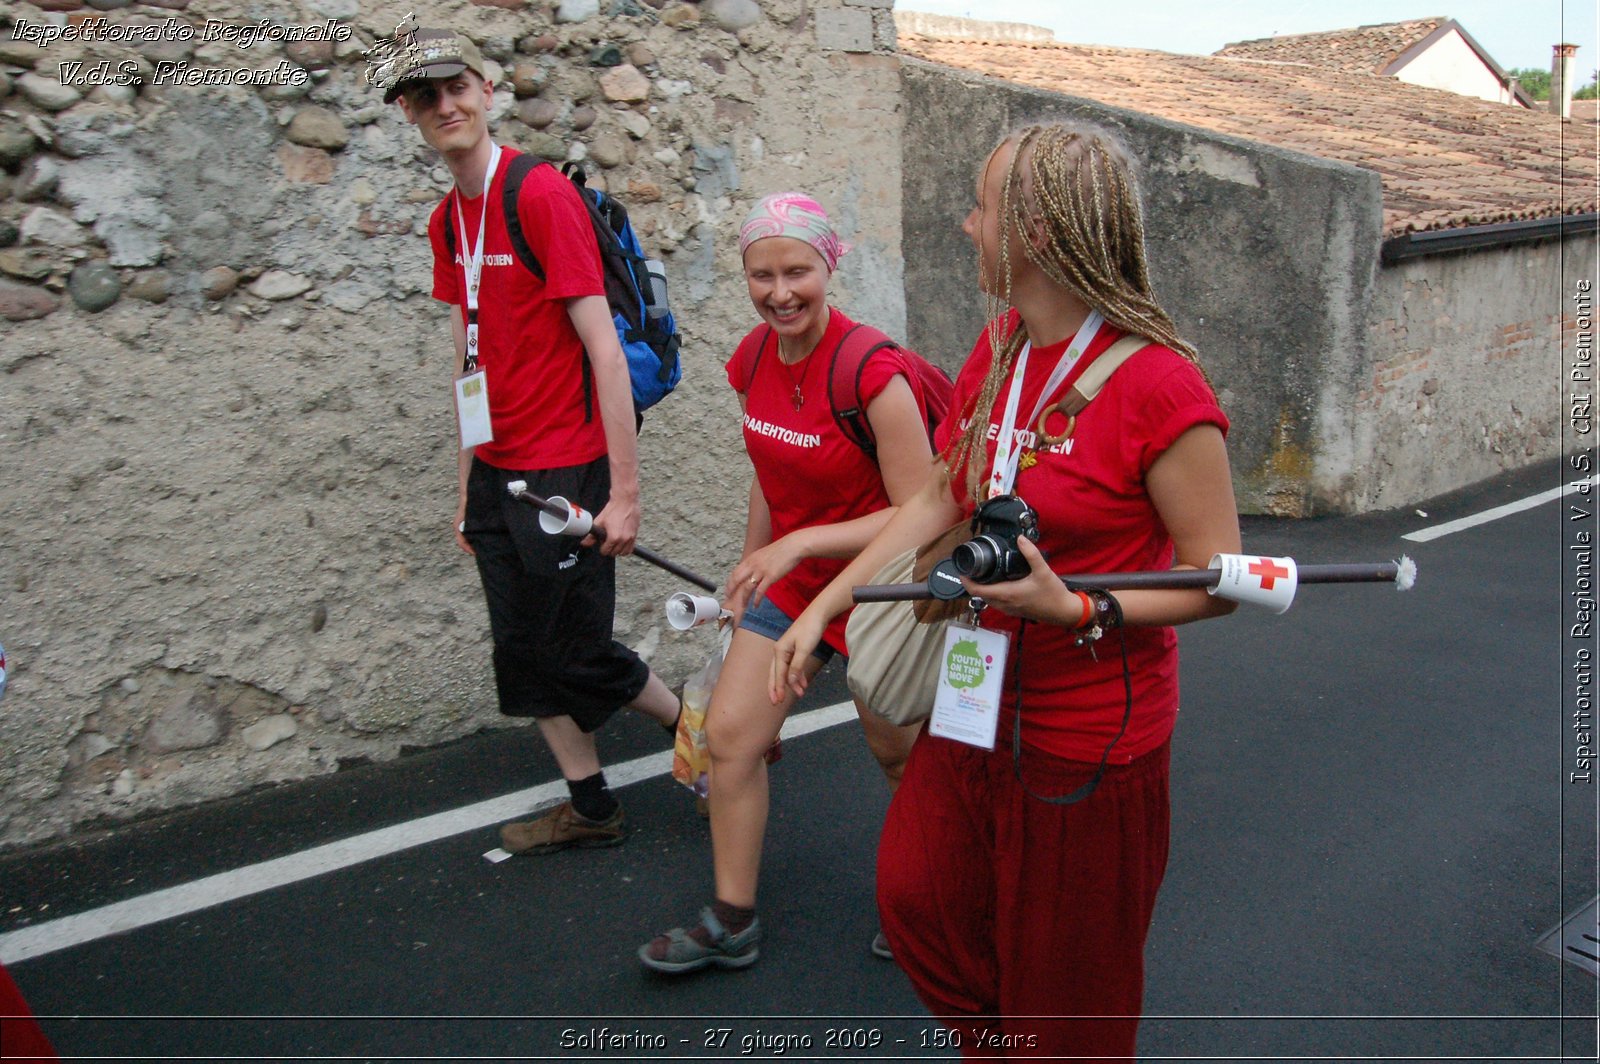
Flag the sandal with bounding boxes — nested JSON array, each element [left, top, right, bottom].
[[638, 907, 761, 974]]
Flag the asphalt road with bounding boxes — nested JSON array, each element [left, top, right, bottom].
[[1, 456, 1596, 1062]]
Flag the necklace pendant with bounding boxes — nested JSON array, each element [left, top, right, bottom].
[[791, 386, 804, 411]]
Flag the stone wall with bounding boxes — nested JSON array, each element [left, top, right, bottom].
[[1357, 236, 1592, 510], [0, 0, 905, 847]]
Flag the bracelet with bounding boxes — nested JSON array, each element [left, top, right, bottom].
[[1089, 589, 1120, 628], [1070, 590, 1094, 630]]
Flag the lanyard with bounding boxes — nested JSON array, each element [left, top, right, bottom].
[[987, 310, 1104, 497], [454, 141, 502, 373]]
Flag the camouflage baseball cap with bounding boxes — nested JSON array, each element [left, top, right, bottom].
[[381, 29, 487, 103]]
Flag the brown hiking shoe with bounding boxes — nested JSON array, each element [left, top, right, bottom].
[[499, 801, 626, 855]]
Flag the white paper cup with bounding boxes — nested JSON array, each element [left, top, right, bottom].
[[538, 495, 594, 537], [1208, 553, 1298, 614], [666, 592, 724, 630]]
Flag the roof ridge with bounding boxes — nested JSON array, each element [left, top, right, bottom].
[[1219, 17, 1445, 52], [898, 33, 1594, 236]]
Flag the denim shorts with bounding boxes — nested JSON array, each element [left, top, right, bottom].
[[738, 595, 837, 664]]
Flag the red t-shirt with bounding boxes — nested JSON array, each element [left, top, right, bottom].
[[726, 308, 927, 656], [937, 313, 1228, 762], [429, 149, 607, 470]]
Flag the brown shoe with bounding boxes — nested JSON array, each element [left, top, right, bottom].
[[499, 801, 626, 855]]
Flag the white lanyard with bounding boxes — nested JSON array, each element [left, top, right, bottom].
[[454, 141, 502, 372], [987, 310, 1104, 497]]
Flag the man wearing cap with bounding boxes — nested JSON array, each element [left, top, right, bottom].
[[383, 29, 682, 853]]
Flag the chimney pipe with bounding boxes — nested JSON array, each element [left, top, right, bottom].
[[1506, 74, 1520, 106], [1551, 43, 1577, 119]]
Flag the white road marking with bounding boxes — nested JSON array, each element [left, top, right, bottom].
[[1401, 475, 1597, 543], [0, 700, 860, 965]]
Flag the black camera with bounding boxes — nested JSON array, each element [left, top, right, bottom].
[[928, 494, 1041, 600]]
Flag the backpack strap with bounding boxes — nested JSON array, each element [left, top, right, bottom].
[[499, 153, 546, 281], [826, 323, 900, 462], [442, 187, 457, 262], [735, 326, 775, 396], [1030, 335, 1149, 449], [1058, 335, 1149, 416]]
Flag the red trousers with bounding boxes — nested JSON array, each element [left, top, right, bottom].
[[0, 961, 57, 1061], [877, 730, 1171, 1061]]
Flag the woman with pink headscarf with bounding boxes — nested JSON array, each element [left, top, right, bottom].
[[639, 193, 933, 974]]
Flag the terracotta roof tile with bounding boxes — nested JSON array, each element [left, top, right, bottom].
[[900, 35, 1597, 236], [1214, 18, 1445, 74]]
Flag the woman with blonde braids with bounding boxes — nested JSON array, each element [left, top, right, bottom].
[[772, 122, 1241, 1058]]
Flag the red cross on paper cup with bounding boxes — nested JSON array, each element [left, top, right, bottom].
[[1207, 553, 1298, 613], [538, 495, 594, 538]]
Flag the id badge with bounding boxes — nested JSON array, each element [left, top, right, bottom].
[[929, 621, 1009, 751], [455, 370, 493, 449]]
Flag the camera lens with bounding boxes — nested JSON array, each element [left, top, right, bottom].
[[952, 536, 1004, 582]]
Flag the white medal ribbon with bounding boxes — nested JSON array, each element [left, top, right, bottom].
[[453, 142, 502, 450], [986, 310, 1104, 497], [455, 141, 502, 372], [934, 311, 1103, 751]]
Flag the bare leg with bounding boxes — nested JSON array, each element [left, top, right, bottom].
[[627, 670, 681, 727], [853, 700, 919, 794], [705, 628, 824, 908], [534, 672, 676, 786], [535, 714, 602, 780]]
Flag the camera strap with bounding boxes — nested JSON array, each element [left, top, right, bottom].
[[1009, 607, 1134, 806], [988, 311, 1103, 498]]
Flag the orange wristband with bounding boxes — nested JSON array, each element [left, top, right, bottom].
[[1071, 590, 1094, 629]]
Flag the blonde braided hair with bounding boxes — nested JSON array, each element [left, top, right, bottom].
[[945, 121, 1206, 504]]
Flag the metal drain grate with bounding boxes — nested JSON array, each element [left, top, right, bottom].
[[1535, 896, 1600, 977]]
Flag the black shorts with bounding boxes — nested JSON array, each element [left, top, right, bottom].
[[464, 456, 650, 732]]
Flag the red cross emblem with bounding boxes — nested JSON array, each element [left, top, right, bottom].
[[1248, 558, 1290, 590]]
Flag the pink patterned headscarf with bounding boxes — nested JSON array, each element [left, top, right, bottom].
[[738, 192, 852, 272]]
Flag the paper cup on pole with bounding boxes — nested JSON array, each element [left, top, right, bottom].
[[538, 495, 593, 537], [1208, 553, 1298, 613], [666, 592, 724, 631]]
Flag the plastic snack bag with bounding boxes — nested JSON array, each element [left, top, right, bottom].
[[672, 626, 730, 796]]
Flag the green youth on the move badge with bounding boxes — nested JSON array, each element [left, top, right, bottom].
[[930, 625, 1008, 750], [945, 639, 987, 689]]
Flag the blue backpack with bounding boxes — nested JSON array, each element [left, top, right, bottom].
[[447, 155, 683, 418]]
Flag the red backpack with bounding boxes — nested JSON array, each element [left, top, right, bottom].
[[738, 323, 954, 462]]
